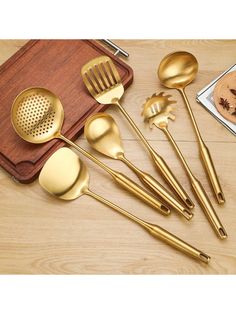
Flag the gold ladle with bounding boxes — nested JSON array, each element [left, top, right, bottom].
[[84, 112, 193, 220], [158, 51, 225, 205], [11, 87, 170, 216], [81, 55, 194, 210], [142, 92, 227, 239], [39, 147, 210, 263]]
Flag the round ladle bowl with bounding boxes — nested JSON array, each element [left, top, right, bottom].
[[158, 51, 198, 89]]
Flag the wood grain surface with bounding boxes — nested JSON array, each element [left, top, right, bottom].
[[0, 40, 236, 274], [0, 40, 133, 183]]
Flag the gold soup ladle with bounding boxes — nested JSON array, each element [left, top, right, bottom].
[[84, 112, 193, 220], [142, 92, 227, 239], [39, 147, 210, 263], [11, 87, 170, 216], [158, 51, 225, 205]]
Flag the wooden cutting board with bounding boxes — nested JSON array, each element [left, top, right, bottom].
[[0, 40, 133, 183]]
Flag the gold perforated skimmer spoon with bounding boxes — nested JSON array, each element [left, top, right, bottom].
[[39, 147, 210, 263], [11, 87, 170, 216], [81, 55, 194, 210], [142, 92, 227, 239], [158, 51, 225, 205], [85, 112, 193, 220]]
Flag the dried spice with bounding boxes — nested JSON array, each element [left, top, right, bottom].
[[232, 108, 236, 116], [230, 89, 236, 96], [219, 97, 230, 110]]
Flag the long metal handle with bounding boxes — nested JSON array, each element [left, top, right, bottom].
[[199, 142, 225, 204], [59, 134, 170, 216], [86, 189, 210, 263], [120, 155, 193, 220], [180, 88, 225, 204], [146, 222, 210, 263], [116, 102, 194, 209], [111, 171, 170, 216], [162, 127, 227, 239], [150, 150, 194, 209], [191, 178, 227, 239]]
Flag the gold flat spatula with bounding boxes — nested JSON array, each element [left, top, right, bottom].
[[39, 147, 210, 263], [81, 55, 194, 210]]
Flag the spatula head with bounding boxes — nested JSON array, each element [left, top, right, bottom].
[[39, 147, 89, 200], [142, 92, 176, 129], [81, 55, 124, 105], [11, 87, 64, 144]]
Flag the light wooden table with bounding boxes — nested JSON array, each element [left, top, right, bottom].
[[0, 40, 235, 274]]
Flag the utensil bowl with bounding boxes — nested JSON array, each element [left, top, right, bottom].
[[158, 51, 198, 89], [85, 113, 125, 159], [11, 87, 64, 144]]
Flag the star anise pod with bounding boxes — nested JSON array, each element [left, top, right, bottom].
[[219, 98, 230, 110], [231, 108, 236, 116], [230, 89, 236, 96]]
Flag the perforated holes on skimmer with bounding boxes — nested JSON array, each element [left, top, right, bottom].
[[15, 93, 56, 138]]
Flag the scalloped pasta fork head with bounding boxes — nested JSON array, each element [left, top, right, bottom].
[[142, 92, 176, 129]]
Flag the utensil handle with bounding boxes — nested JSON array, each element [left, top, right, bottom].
[[121, 156, 192, 220], [146, 223, 210, 263], [151, 151, 194, 209], [199, 142, 225, 204], [138, 172, 193, 220], [113, 172, 170, 216], [86, 189, 210, 264], [180, 88, 225, 205], [191, 176, 227, 239]]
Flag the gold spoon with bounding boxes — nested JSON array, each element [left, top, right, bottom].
[[39, 147, 210, 263], [81, 55, 194, 210], [84, 112, 193, 220], [142, 92, 227, 239], [158, 51, 225, 205], [11, 87, 170, 216]]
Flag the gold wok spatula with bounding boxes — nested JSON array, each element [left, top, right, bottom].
[[158, 51, 225, 205], [39, 147, 210, 263], [85, 112, 193, 220], [81, 55, 194, 210], [142, 92, 227, 239], [11, 87, 170, 216]]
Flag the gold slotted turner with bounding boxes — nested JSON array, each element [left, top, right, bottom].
[[81, 56, 194, 210]]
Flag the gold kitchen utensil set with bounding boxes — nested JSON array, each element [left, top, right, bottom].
[[10, 50, 228, 264], [11, 87, 170, 216], [158, 51, 225, 205], [39, 147, 210, 263], [142, 92, 227, 239], [84, 112, 193, 220], [81, 56, 194, 209]]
